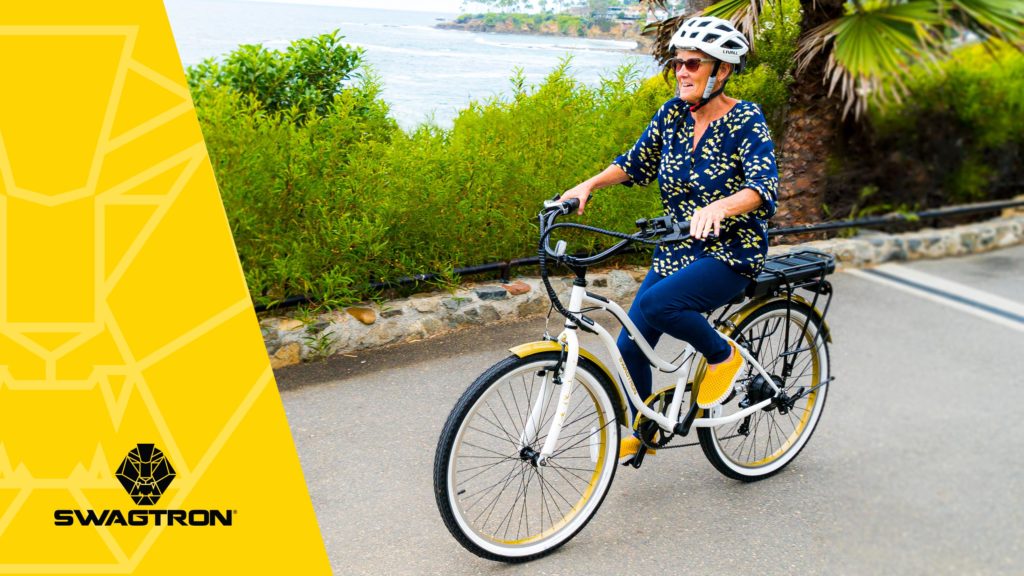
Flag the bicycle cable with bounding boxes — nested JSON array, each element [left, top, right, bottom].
[[537, 211, 665, 327]]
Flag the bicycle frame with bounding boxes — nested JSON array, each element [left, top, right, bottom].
[[530, 282, 782, 464]]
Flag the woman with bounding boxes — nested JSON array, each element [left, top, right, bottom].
[[559, 16, 779, 459]]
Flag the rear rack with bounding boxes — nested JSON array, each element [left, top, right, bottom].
[[710, 248, 836, 357], [746, 249, 836, 299]]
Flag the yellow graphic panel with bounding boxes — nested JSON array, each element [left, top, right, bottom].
[[0, 2, 331, 573]]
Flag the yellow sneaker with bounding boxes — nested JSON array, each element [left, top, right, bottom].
[[619, 435, 655, 459], [697, 341, 745, 409]]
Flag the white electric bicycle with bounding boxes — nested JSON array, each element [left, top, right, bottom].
[[433, 198, 835, 562]]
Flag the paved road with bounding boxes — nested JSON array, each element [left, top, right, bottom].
[[278, 245, 1024, 575]]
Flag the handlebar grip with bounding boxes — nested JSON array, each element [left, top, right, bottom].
[[543, 196, 580, 215]]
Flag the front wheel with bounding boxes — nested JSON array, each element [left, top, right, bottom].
[[698, 300, 831, 481], [433, 352, 620, 562]]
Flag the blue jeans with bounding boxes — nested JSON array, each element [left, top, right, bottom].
[[616, 258, 750, 419]]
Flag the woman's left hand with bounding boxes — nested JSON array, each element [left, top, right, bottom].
[[690, 203, 727, 240]]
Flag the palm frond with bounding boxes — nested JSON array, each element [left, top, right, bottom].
[[948, 0, 1024, 42], [704, 0, 763, 38], [795, 1, 942, 117], [641, 0, 670, 9], [646, 15, 683, 66]]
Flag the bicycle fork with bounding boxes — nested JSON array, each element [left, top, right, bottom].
[[519, 290, 587, 466]]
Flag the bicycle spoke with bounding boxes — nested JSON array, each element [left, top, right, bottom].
[[551, 419, 612, 457], [477, 461, 531, 531], [510, 373, 529, 439], [495, 387, 525, 441], [442, 354, 618, 554], [533, 466, 575, 511], [546, 463, 599, 474], [467, 424, 518, 447], [705, 306, 827, 473], [460, 440, 518, 460], [482, 400, 520, 447], [540, 411, 600, 451], [465, 461, 525, 521], [546, 462, 586, 497]]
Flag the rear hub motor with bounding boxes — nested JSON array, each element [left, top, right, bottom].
[[739, 374, 788, 413]]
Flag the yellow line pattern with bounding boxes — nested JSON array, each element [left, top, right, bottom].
[[0, 16, 319, 571]]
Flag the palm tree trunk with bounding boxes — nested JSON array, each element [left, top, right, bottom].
[[773, 0, 846, 229]]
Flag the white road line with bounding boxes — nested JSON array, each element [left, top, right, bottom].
[[846, 264, 1024, 334]]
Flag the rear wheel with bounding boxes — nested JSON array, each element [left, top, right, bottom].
[[698, 300, 830, 481], [434, 352, 620, 562]]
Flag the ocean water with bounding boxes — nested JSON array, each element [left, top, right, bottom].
[[164, 0, 659, 128]]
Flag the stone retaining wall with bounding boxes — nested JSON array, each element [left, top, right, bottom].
[[261, 214, 1024, 368]]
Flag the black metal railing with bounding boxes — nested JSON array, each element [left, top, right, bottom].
[[252, 197, 1024, 313]]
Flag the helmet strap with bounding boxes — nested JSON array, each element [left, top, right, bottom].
[[689, 61, 726, 113]]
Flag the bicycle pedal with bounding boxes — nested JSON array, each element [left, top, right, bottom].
[[621, 449, 646, 469], [630, 452, 645, 468]]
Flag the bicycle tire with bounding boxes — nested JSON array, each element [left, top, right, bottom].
[[698, 299, 830, 481], [433, 351, 620, 562]]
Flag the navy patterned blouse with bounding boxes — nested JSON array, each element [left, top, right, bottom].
[[612, 98, 778, 281]]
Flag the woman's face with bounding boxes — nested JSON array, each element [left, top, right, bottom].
[[674, 49, 729, 104]]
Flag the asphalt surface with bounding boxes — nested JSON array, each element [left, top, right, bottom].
[[278, 244, 1024, 575]]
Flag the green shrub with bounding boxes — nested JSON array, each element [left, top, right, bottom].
[[729, 0, 800, 137], [556, 14, 577, 34], [191, 64, 397, 305], [745, 0, 801, 76], [867, 41, 1024, 203], [188, 31, 363, 121], [194, 56, 675, 306], [189, 7, 806, 307], [729, 64, 791, 137]]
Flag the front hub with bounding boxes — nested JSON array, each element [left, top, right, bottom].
[[519, 446, 541, 468]]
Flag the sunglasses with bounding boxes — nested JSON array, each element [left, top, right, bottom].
[[668, 57, 717, 73]]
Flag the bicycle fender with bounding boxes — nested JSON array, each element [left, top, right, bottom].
[[509, 341, 628, 422], [724, 294, 833, 343]]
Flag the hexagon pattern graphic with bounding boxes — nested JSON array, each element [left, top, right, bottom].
[[0, 2, 330, 573], [115, 444, 176, 506]]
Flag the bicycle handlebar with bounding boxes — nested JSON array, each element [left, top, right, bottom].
[[539, 196, 692, 267], [537, 197, 694, 327]]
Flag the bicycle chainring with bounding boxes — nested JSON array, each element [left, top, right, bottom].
[[633, 388, 677, 448]]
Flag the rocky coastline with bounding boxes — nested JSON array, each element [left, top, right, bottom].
[[436, 16, 651, 51]]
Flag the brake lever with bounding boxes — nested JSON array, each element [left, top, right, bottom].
[[658, 218, 693, 244]]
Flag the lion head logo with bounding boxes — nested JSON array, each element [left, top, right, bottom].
[[115, 444, 176, 506]]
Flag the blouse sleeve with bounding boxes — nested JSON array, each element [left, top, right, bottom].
[[736, 107, 779, 220], [612, 100, 676, 187]]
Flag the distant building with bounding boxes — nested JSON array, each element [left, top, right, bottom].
[[622, 5, 645, 20]]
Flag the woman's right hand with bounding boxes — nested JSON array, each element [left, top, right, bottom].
[[559, 183, 593, 215]]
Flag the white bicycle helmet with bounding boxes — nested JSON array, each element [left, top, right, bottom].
[[669, 16, 749, 68], [669, 16, 750, 110]]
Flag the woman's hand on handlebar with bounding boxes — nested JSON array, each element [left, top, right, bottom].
[[559, 183, 592, 216], [690, 203, 727, 240], [559, 165, 630, 215]]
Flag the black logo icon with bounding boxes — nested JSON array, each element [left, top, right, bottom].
[[115, 444, 176, 506]]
